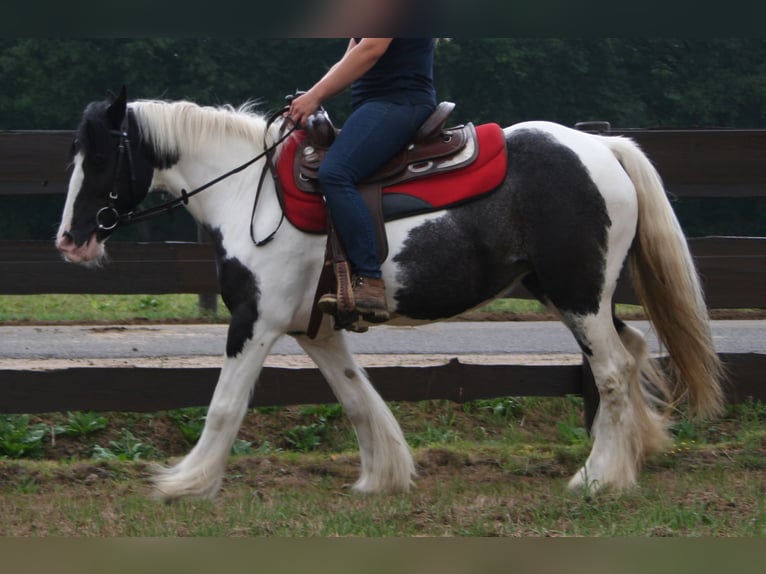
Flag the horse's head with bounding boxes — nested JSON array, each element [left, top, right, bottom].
[[55, 86, 153, 264]]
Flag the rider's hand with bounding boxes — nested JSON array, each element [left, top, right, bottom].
[[287, 91, 322, 128]]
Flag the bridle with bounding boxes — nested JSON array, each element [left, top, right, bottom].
[[94, 105, 297, 246], [94, 112, 136, 232]]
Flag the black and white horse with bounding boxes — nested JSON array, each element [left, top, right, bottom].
[[56, 87, 724, 500]]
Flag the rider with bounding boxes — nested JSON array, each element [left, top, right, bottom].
[[288, 38, 436, 322]]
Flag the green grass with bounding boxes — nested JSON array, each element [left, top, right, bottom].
[[0, 294, 648, 324], [1, 397, 763, 536], [0, 294, 230, 323]]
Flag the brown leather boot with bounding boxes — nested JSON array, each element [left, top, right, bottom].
[[352, 275, 390, 323]]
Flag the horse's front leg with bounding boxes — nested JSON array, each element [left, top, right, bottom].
[[296, 332, 415, 493], [153, 323, 281, 501]]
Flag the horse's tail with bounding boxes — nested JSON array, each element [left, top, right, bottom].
[[600, 135, 725, 418]]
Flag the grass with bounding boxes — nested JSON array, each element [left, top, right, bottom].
[[0, 397, 764, 536], [0, 293, 649, 324], [0, 294, 230, 323]]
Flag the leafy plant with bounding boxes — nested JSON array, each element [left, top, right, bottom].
[[0, 415, 48, 459], [556, 420, 589, 446], [284, 423, 325, 452], [231, 439, 254, 456], [168, 407, 207, 445], [92, 429, 157, 461], [465, 397, 523, 419], [408, 424, 459, 448], [282, 405, 348, 452], [299, 404, 344, 420], [670, 417, 703, 443], [728, 397, 766, 425], [55, 411, 108, 438], [168, 408, 258, 455]]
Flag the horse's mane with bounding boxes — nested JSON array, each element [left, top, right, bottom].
[[130, 99, 276, 157]]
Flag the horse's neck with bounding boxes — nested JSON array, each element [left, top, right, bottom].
[[134, 101, 285, 255], [153, 138, 279, 248]]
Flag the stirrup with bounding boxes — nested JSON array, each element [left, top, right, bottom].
[[317, 292, 338, 315], [333, 308, 368, 333]]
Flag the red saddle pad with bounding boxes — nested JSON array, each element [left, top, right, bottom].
[[276, 122, 507, 234]]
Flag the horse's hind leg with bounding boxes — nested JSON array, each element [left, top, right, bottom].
[[296, 332, 415, 493], [563, 308, 670, 491]]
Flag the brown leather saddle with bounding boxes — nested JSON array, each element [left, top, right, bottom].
[[295, 101, 478, 262], [298, 102, 479, 336]]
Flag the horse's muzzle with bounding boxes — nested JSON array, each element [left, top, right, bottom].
[[55, 229, 105, 264]]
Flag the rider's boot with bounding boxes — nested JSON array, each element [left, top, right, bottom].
[[351, 275, 389, 323]]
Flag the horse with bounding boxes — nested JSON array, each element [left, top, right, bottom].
[[55, 87, 724, 501]]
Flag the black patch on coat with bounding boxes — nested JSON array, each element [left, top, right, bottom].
[[393, 127, 612, 320], [207, 228, 260, 357], [140, 133, 180, 170]]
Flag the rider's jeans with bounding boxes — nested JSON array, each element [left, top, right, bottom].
[[318, 100, 434, 279]]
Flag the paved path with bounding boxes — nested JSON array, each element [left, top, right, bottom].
[[0, 320, 763, 360]]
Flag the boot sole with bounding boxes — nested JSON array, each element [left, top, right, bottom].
[[358, 307, 390, 323]]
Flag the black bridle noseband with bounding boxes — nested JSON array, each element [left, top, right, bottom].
[[95, 112, 136, 232], [95, 105, 297, 246]]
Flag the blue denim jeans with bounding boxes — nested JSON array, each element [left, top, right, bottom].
[[318, 100, 434, 279]]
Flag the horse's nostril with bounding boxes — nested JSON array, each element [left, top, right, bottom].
[[57, 230, 75, 249]]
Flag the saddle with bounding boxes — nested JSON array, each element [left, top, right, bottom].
[[294, 101, 478, 263]]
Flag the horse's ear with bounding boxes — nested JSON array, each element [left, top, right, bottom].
[[105, 89, 117, 103], [106, 85, 127, 129]]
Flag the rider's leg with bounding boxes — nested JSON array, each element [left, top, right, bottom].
[[318, 100, 433, 319]]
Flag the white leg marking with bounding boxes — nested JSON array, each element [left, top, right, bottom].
[[568, 311, 668, 492], [296, 332, 415, 494], [153, 327, 281, 500]]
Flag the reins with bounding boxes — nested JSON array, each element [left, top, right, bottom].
[[97, 105, 297, 247]]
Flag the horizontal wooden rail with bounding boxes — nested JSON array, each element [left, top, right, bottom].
[[1, 353, 763, 415], [610, 236, 766, 309], [0, 240, 219, 295], [2, 237, 764, 308], [0, 131, 73, 196]]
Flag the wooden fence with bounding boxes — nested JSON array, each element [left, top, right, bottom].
[[0, 128, 764, 417]]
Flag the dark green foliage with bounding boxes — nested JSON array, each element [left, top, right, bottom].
[[0, 415, 48, 459], [54, 411, 108, 438], [4, 38, 766, 131]]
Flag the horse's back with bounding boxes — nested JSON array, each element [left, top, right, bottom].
[[505, 120, 628, 171], [503, 120, 637, 215]]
